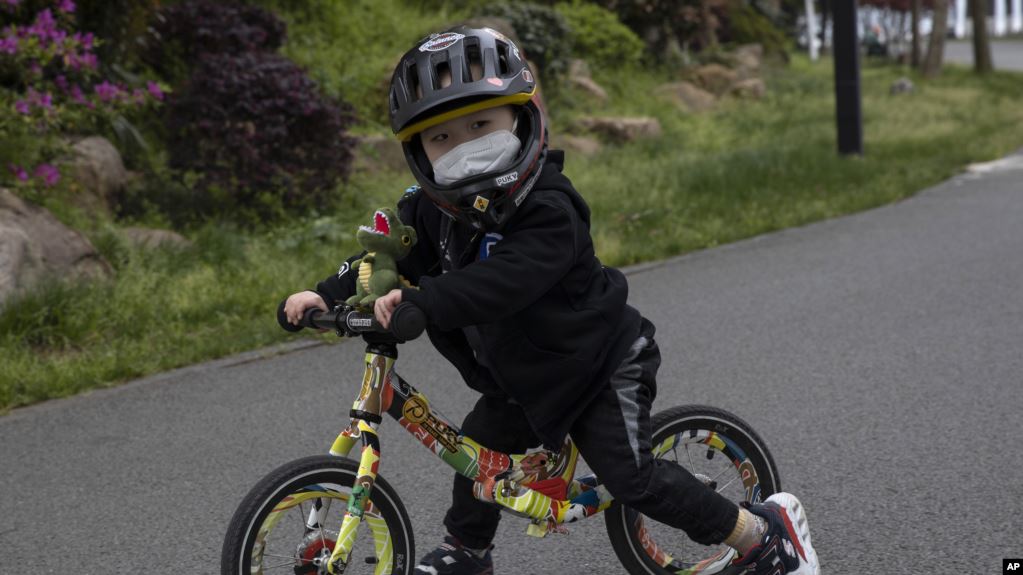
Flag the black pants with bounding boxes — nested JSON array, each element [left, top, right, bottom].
[[443, 321, 739, 549]]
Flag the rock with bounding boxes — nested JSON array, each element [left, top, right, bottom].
[[890, 77, 914, 95], [570, 75, 608, 102], [690, 64, 739, 97], [575, 117, 662, 142], [556, 135, 602, 156], [69, 136, 128, 213], [569, 59, 591, 79], [0, 188, 111, 307], [122, 227, 192, 249], [655, 81, 717, 113], [729, 78, 767, 100], [353, 134, 408, 173], [733, 43, 764, 79]]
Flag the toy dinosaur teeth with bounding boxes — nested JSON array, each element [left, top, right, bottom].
[[374, 211, 391, 235], [358, 225, 385, 236]]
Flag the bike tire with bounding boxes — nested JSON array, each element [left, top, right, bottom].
[[222, 455, 415, 575], [605, 405, 780, 575]]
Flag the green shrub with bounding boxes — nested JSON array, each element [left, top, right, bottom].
[[718, 0, 789, 56], [477, 2, 573, 82], [554, 1, 644, 70], [248, 0, 471, 129]]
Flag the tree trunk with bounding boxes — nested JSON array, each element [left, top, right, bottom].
[[820, 0, 831, 50], [971, 0, 994, 73], [911, 0, 922, 67], [923, 0, 950, 76]]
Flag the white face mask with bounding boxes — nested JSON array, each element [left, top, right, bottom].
[[431, 129, 521, 186]]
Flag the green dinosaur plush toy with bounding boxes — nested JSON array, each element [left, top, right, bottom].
[[345, 208, 417, 308]]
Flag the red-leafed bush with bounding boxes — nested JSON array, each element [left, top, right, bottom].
[[147, 0, 355, 224], [166, 52, 355, 221]]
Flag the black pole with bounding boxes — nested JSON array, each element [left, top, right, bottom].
[[832, 0, 863, 155]]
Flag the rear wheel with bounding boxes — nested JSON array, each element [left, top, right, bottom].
[[222, 455, 414, 575], [605, 405, 780, 575]]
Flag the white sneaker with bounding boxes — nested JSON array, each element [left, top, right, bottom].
[[732, 492, 820, 574]]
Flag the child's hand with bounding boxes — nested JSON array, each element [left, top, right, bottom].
[[374, 289, 403, 329], [283, 291, 328, 326]]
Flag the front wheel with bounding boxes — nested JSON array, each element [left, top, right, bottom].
[[222, 455, 415, 575], [605, 405, 780, 575]]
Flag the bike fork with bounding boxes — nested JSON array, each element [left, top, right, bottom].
[[328, 419, 382, 574]]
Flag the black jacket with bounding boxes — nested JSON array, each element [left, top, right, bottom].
[[315, 151, 642, 448]]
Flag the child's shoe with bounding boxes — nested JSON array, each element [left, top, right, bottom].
[[413, 535, 494, 575], [732, 492, 820, 575]]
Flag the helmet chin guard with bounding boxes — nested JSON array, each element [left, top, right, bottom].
[[389, 26, 548, 231]]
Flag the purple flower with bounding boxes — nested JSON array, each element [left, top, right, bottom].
[[9, 164, 29, 181], [14, 100, 29, 114], [36, 91, 52, 109], [57, 0, 75, 14], [73, 31, 93, 51], [94, 81, 120, 102], [55, 74, 68, 90], [34, 9, 55, 29], [80, 52, 97, 69], [4, 0, 20, 6], [0, 36, 16, 54], [34, 164, 60, 186], [146, 81, 164, 101]]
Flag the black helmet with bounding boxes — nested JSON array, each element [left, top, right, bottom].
[[389, 26, 548, 231]]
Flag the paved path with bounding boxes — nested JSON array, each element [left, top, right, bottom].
[[2, 154, 1023, 573], [945, 39, 1023, 71]]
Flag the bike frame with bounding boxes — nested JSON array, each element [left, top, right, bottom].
[[317, 341, 618, 570]]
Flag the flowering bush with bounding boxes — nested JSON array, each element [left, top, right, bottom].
[[0, 0, 164, 192]]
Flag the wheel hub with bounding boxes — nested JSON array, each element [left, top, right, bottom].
[[294, 530, 337, 575]]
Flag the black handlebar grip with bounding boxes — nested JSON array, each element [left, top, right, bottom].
[[389, 302, 427, 341], [277, 299, 303, 332], [300, 306, 325, 329]]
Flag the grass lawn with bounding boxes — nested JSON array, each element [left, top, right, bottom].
[[2, 56, 1022, 411]]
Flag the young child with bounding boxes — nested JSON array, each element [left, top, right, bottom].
[[284, 26, 820, 575]]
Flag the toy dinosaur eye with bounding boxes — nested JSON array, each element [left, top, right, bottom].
[[401, 235, 411, 246]]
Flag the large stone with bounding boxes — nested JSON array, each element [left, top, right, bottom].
[[690, 64, 739, 97], [555, 135, 602, 157], [0, 188, 111, 306], [655, 81, 717, 113], [575, 117, 662, 143], [733, 43, 764, 80], [729, 78, 767, 100], [570, 75, 608, 102], [122, 227, 193, 250], [69, 136, 128, 213]]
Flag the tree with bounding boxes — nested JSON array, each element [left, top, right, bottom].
[[922, 0, 949, 76], [970, 0, 994, 73], [911, 0, 922, 67]]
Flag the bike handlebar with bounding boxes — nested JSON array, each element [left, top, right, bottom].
[[276, 299, 427, 342]]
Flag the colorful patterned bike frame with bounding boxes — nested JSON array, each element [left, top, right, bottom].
[[310, 341, 763, 573]]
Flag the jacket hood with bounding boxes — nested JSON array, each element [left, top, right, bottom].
[[534, 150, 591, 229]]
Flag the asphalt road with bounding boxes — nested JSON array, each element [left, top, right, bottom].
[[945, 39, 1023, 71], [2, 153, 1023, 574]]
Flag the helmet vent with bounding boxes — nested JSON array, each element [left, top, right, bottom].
[[495, 41, 510, 76], [433, 59, 451, 90], [464, 39, 482, 83], [406, 60, 421, 102]]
